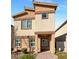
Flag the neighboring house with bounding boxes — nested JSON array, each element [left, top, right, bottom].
[[12, 2, 57, 54], [11, 25, 15, 51], [55, 20, 67, 52]]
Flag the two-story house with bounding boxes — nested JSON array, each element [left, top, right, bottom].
[[13, 2, 57, 54]]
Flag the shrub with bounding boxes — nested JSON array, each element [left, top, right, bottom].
[[20, 54, 36, 59], [17, 50, 21, 52], [21, 48, 27, 54], [56, 52, 67, 59]]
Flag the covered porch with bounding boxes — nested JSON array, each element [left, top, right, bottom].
[[34, 31, 55, 54]]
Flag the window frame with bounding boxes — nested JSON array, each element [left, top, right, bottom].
[[15, 37, 21, 48], [42, 13, 48, 19], [29, 38, 35, 48], [21, 20, 32, 30]]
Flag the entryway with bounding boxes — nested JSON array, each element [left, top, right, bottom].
[[38, 34, 50, 52], [35, 31, 55, 53], [41, 38, 49, 51]]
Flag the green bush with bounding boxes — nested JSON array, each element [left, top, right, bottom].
[[21, 48, 27, 54], [20, 54, 36, 59], [56, 52, 67, 59]]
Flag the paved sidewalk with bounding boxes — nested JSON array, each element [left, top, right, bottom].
[[36, 51, 58, 59]]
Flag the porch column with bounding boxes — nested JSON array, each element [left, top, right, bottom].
[[64, 41, 67, 52], [38, 37, 41, 52], [64, 35, 67, 52], [35, 34, 38, 53], [50, 33, 55, 54], [27, 37, 30, 52]]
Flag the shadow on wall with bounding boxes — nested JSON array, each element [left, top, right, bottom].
[[55, 33, 67, 51]]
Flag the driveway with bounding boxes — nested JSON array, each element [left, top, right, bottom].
[[36, 51, 58, 59]]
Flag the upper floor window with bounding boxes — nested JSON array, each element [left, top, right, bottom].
[[16, 37, 21, 47], [42, 13, 48, 19], [21, 20, 32, 29]]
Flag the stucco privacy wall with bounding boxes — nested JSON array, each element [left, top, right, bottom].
[[55, 24, 67, 37]]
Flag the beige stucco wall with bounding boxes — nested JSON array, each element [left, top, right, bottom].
[[21, 38, 28, 48], [35, 13, 55, 32], [14, 13, 55, 36], [55, 24, 67, 37], [14, 19, 35, 36]]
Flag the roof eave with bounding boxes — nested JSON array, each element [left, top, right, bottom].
[[12, 11, 27, 18], [33, 2, 58, 7], [55, 20, 67, 32]]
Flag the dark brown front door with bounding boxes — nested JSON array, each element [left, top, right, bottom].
[[41, 38, 49, 51]]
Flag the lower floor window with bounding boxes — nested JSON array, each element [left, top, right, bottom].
[[29, 39, 35, 48], [16, 37, 21, 47]]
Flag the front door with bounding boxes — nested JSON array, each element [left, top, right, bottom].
[[41, 38, 49, 51]]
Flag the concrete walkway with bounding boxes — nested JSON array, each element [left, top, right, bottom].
[[36, 51, 58, 59]]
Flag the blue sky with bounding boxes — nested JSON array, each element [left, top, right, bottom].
[[11, 0, 67, 29]]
